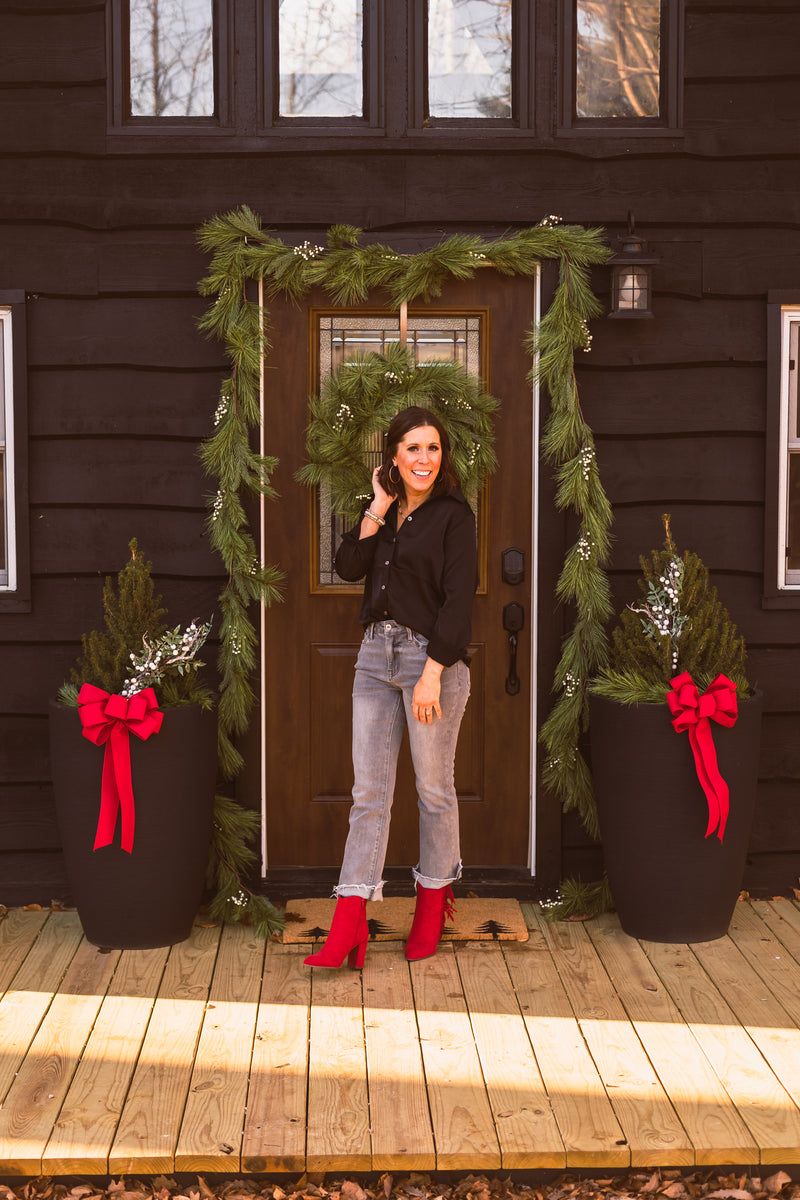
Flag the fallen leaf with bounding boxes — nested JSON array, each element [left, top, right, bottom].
[[763, 1175, 792, 1197]]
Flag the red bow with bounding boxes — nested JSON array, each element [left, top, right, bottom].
[[667, 671, 738, 841], [77, 684, 163, 853]]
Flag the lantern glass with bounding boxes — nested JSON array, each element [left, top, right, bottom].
[[614, 263, 651, 312]]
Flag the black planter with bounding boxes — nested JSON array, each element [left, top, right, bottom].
[[588, 689, 763, 943], [49, 701, 217, 949]]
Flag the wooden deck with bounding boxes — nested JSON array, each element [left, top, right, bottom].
[[2, 900, 800, 1177]]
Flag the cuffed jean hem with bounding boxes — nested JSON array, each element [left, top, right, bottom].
[[334, 881, 386, 901], [412, 859, 463, 890]]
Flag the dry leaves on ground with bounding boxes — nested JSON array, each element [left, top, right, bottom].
[[1, 1171, 800, 1200]]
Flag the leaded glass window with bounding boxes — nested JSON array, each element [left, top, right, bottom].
[[316, 314, 482, 587]]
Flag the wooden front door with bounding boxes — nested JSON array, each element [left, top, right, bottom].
[[258, 273, 536, 874]]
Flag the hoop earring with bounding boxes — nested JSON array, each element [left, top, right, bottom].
[[389, 464, 401, 485]]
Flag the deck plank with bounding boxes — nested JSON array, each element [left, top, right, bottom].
[[411, 945, 501, 1170], [645, 938, 800, 1163], [0, 912, 85, 1110], [306, 961, 371, 1172], [175, 924, 266, 1173], [0, 938, 120, 1174], [41, 945, 170, 1174], [728, 902, 800, 1024], [454, 942, 565, 1169], [0, 910, 49, 995], [533, 908, 694, 1167], [690, 932, 800, 1136], [586, 912, 758, 1166], [4, 901, 800, 1176], [363, 943, 436, 1171], [750, 899, 800, 961], [511, 909, 629, 1169], [242, 942, 310, 1174], [108, 924, 222, 1175]]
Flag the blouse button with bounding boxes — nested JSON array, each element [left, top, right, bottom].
[[384, 560, 390, 565], [381, 584, 386, 590]]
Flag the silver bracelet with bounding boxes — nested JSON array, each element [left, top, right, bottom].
[[364, 508, 385, 527]]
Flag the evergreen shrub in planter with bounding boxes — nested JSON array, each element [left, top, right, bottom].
[[588, 517, 762, 943], [50, 541, 217, 949]]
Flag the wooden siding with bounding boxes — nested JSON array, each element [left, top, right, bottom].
[[0, 0, 799, 900]]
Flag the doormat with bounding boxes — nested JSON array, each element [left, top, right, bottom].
[[281, 897, 529, 943]]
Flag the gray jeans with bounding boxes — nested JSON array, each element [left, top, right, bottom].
[[335, 620, 470, 900]]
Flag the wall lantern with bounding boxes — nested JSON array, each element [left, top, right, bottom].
[[608, 213, 659, 319]]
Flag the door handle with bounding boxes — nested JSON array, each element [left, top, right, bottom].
[[503, 602, 524, 695]]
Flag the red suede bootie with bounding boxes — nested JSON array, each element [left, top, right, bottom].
[[404, 884, 456, 961], [304, 896, 369, 969]]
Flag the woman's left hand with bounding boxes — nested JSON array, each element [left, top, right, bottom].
[[412, 659, 444, 723]]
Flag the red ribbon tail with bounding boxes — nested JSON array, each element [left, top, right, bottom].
[[94, 743, 121, 851], [688, 720, 729, 841], [93, 723, 136, 854]]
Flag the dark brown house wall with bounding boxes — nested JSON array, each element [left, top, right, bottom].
[[0, 0, 798, 901]]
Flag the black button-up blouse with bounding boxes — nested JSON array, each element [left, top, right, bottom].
[[334, 490, 478, 667]]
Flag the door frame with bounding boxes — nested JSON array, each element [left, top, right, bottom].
[[255, 269, 543, 880]]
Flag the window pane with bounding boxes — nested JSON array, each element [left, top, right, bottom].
[[0, 452, 5, 577], [129, 0, 215, 117], [0, 321, 7, 585], [789, 453, 800, 572], [279, 0, 363, 117], [576, 0, 661, 119], [428, 0, 512, 119]]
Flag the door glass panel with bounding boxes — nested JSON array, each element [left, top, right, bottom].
[[576, 0, 661, 119], [279, 0, 364, 117], [428, 0, 512, 119], [129, 0, 215, 117], [316, 314, 482, 587]]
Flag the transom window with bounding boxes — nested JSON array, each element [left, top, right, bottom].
[[315, 313, 483, 588], [128, 0, 215, 117], [576, 0, 661, 120], [115, 0, 681, 136], [279, 0, 364, 117], [427, 0, 512, 120]]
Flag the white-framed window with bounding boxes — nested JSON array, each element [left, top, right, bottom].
[[0, 305, 17, 592], [777, 308, 800, 590]]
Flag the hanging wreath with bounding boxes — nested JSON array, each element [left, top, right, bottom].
[[197, 207, 614, 930], [295, 341, 499, 523]]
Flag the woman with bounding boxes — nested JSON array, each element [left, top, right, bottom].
[[304, 406, 477, 970]]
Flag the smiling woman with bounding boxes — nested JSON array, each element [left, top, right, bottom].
[[304, 404, 477, 970]]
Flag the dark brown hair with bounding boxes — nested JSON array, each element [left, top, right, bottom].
[[377, 406, 458, 500]]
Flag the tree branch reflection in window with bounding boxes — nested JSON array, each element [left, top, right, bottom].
[[428, 0, 512, 120], [129, 0, 214, 117], [279, 0, 364, 117], [576, 0, 661, 119]]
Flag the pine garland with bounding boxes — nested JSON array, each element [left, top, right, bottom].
[[197, 207, 613, 927]]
